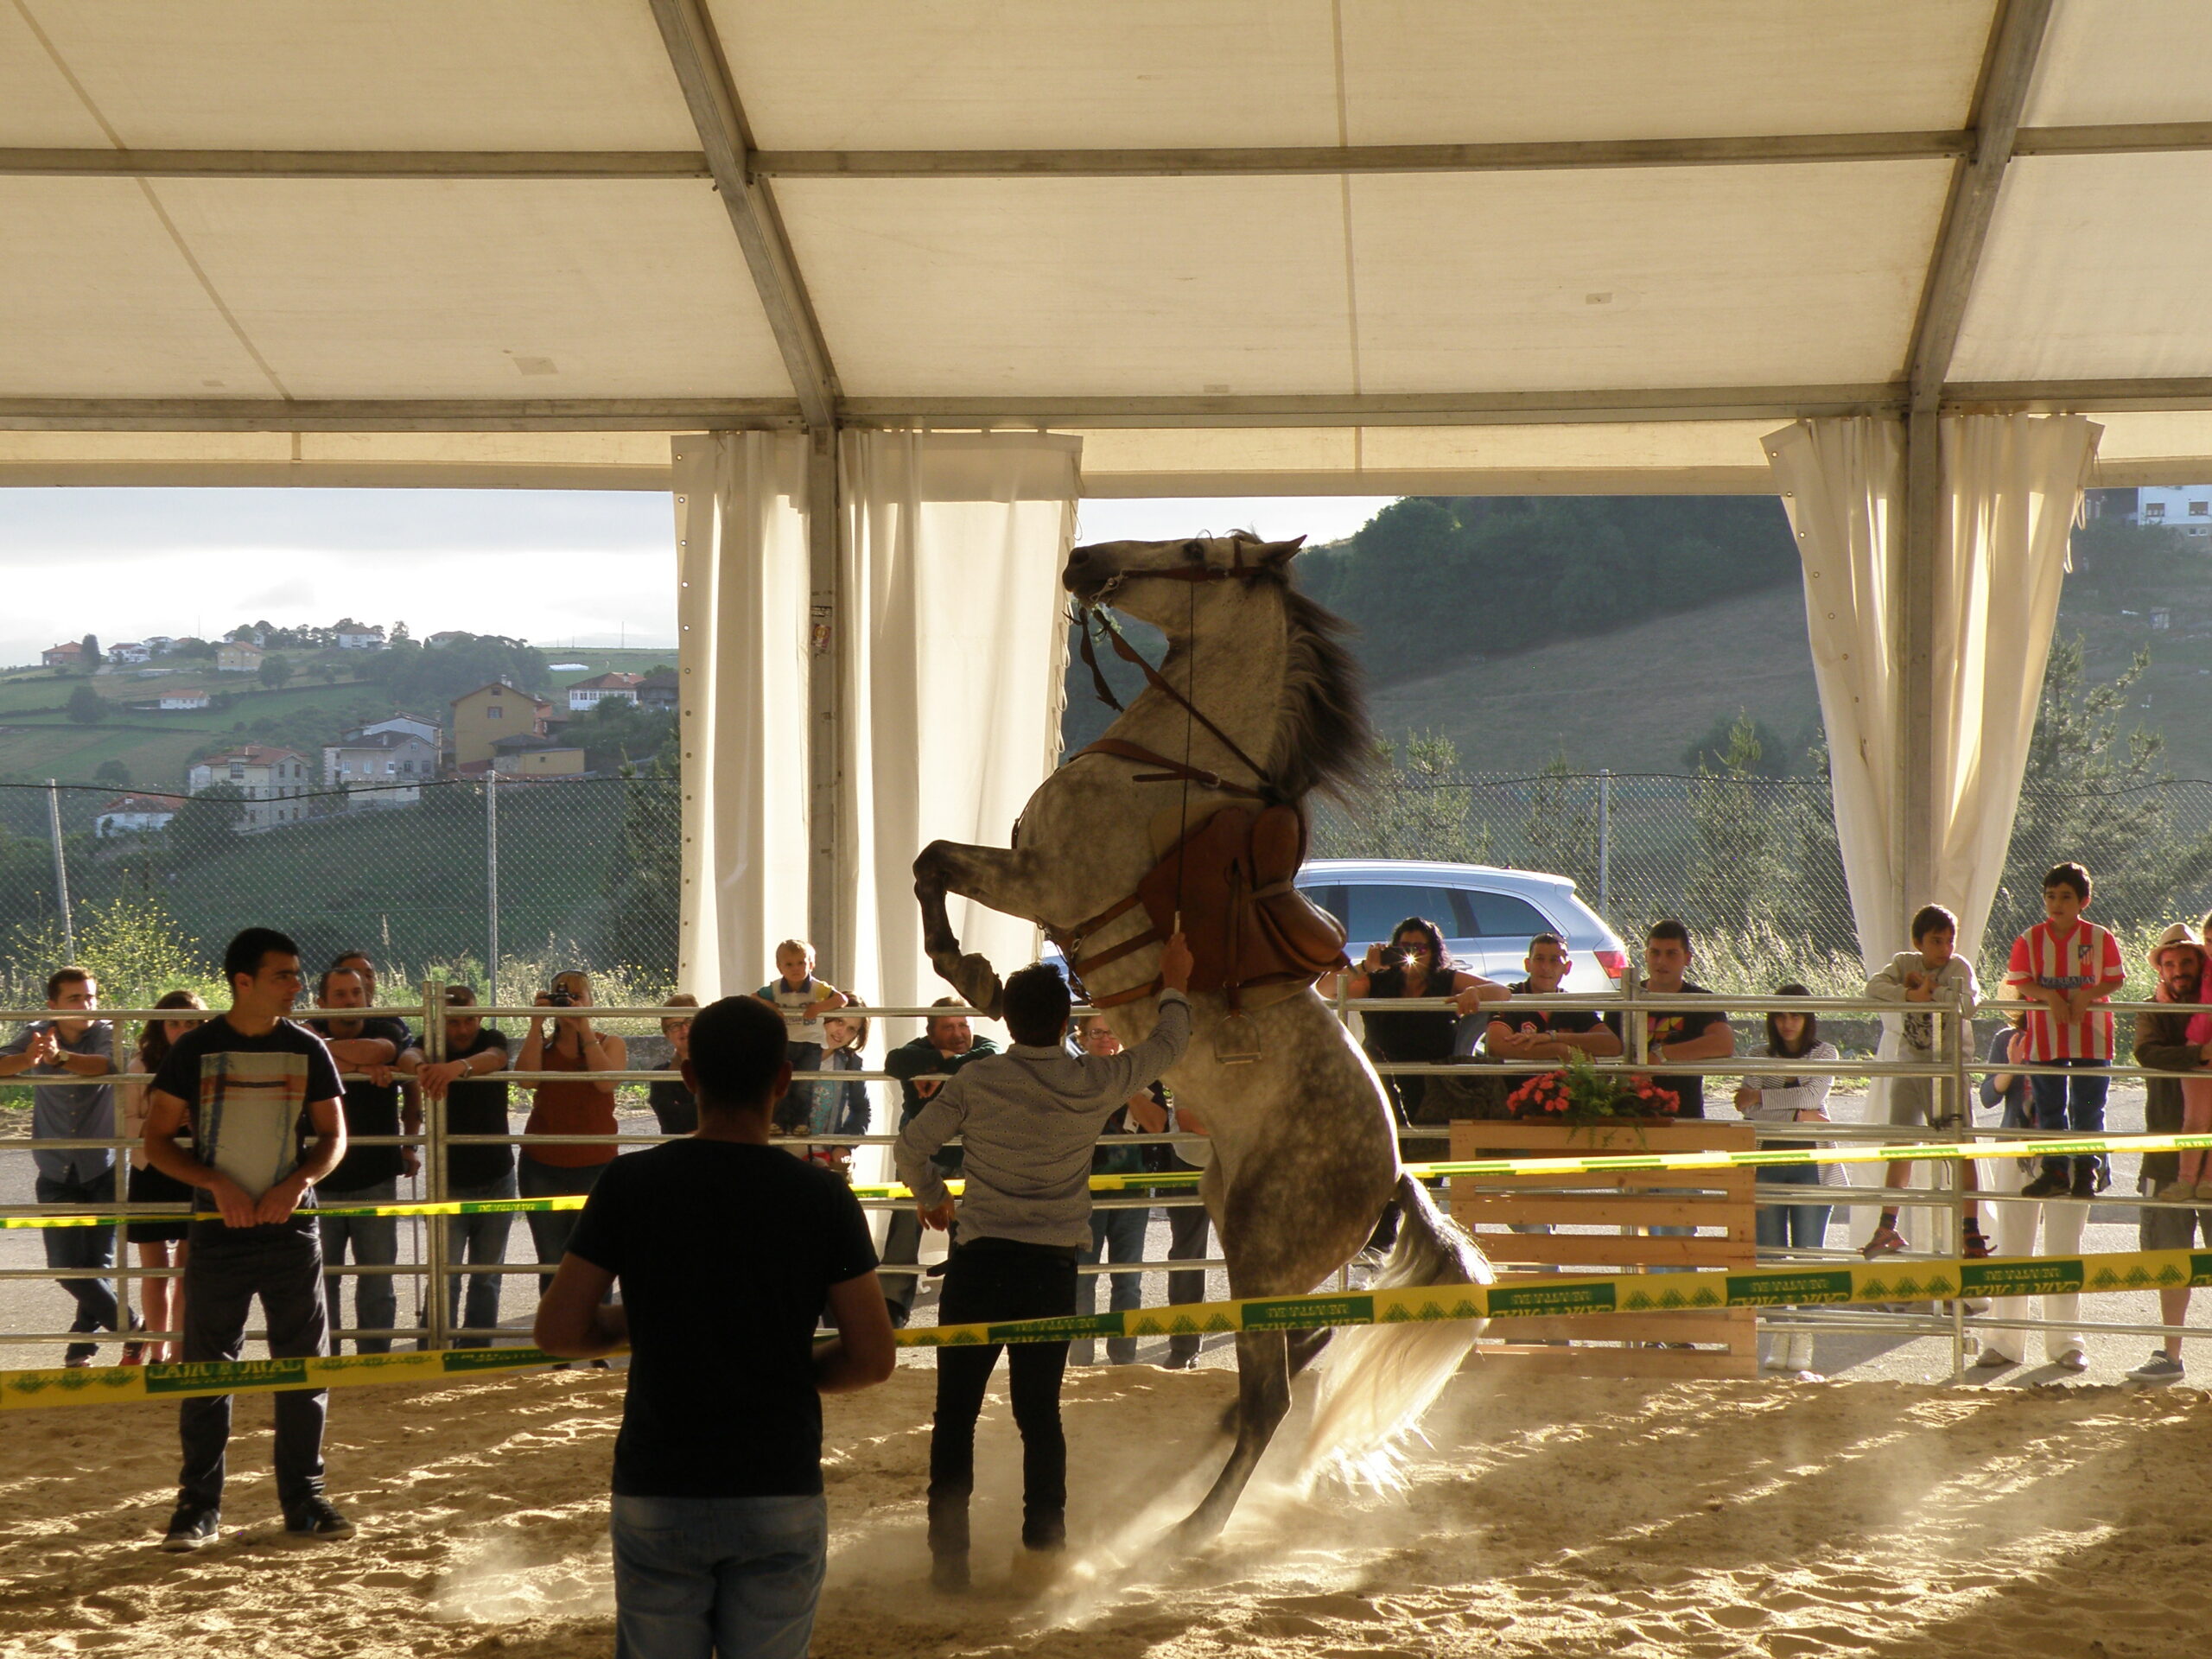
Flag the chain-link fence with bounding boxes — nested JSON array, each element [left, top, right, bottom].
[[0, 776, 680, 1003], [1314, 768, 2212, 999]]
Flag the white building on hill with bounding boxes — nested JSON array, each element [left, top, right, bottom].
[[2137, 486, 2212, 538], [567, 671, 641, 712], [334, 619, 388, 650], [94, 792, 187, 836], [187, 745, 311, 830], [323, 728, 438, 807]]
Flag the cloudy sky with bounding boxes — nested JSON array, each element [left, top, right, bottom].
[[0, 489, 1394, 666]]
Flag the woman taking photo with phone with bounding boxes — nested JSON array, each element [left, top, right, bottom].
[[516, 969, 626, 1292]]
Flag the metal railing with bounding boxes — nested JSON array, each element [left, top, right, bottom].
[[3, 975, 2208, 1375]]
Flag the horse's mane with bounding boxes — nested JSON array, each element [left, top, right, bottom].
[[1270, 579, 1373, 805]]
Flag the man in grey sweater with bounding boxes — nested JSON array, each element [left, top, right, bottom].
[[896, 934, 1192, 1591]]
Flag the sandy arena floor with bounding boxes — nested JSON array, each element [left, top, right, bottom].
[[3, 1359, 2209, 1658]]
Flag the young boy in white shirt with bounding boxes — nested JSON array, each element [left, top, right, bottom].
[[1859, 904, 1986, 1258]]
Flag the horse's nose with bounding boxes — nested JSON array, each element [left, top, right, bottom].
[[1066, 547, 1090, 566]]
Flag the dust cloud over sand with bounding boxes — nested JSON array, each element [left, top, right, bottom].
[[3, 1363, 2208, 1657]]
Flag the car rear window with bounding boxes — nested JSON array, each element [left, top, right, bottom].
[[1303, 881, 1556, 943]]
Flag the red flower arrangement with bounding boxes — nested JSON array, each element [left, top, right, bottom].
[[1506, 1052, 1681, 1124]]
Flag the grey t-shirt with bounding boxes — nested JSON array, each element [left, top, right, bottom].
[[3, 1020, 116, 1183]]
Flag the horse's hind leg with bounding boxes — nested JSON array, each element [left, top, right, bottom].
[[1175, 1329, 1293, 1544]]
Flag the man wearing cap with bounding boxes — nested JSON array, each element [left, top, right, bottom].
[[2124, 924, 2212, 1385]]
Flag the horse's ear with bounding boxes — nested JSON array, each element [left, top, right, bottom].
[[1255, 535, 1306, 567]]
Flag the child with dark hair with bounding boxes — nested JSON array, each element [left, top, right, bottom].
[[2007, 862, 2126, 1198], [1859, 902, 1986, 1257], [1735, 985, 1839, 1375]]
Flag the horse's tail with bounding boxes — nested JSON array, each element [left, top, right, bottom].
[[1301, 1173, 1492, 1484]]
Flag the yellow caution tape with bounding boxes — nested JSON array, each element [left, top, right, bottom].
[[8, 1132, 2209, 1229], [8, 1248, 2208, 1411]]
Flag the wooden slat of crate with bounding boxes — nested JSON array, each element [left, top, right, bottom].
[[1454, 1195, 1743, 1230], [1449, 1117, 1762, 1379], [1480, 1233, 1751, 1270]]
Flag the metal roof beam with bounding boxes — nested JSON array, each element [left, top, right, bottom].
[[646, 0, 839, 430], [1905, 0, 2056, 406], [0, 149, 709, 180], [2, 122, 2206, 186], [0, 398, 801, 432]]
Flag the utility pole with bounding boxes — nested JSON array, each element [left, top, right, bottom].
[[47, 779, 75, 957]]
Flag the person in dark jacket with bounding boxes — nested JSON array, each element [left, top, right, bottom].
[[2124, 924, 2212, 1385], [877, 1001, 999, 1325]]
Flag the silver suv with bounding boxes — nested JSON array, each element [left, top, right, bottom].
[[1297, 858, 1627, 985]]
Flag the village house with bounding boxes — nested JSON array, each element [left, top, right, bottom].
[[157, 690, 212, 711], [186, 744, 311, 830], [322, 728, 439, 808], [216, 640, 265, 674], [41, 641, 84, 668], [637, 669, 678, 713], [566, 671, 642, 713], [450, 680, 553, 769], [334, 618, 388, 651], [107, 641, 152, 665], [491, 734, 586, 779], [93, 792, 188, 837]]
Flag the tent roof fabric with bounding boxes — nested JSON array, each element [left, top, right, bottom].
[[5, 0, 2212, 493]]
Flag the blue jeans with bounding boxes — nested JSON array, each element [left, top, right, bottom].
[[1075, 1205, 1148, 1364], [444, 1171, 517, 1346], [318, 1179, 399, 1354], [2030, 1059, 2109, 1180], [1754, 1163, 1834, 1252], [519, 1157, 607, 1294], [610, 1492, 827, 1659], [36, 1169, 123, 1363]]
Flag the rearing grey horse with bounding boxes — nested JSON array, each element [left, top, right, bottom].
[[914, 531, 1491, 1541]]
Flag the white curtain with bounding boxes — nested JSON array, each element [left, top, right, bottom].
[[1764, 413, 2100, 964], [670, 432, 814, 1001], [836, 429, 1081, 1039], [1764, 416, 1905, 963], [1931, 414, 2101, 957], [1769, 413, 2100, 1249]]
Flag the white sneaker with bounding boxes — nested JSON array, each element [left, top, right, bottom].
[[2054, 1349, 2088, 1372], [1786, 1332, 1816, 1374]]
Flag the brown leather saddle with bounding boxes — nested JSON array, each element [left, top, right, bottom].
[[1053, 803, 1349, 1009]]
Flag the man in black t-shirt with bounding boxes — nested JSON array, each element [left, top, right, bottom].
[[414, 985, 513, 1348], [537, 995, 893, 1657], [1484, 932, 1626, 1066], [1601, 920, 1735, 1118], [308, 967, 419, 1354], [142, 926, 353, 1551]]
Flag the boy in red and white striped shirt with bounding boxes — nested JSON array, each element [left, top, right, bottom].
[[2005, 862, 2126, 1198]]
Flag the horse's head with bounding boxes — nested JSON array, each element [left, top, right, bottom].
[[1063, 531, 1306, 630]]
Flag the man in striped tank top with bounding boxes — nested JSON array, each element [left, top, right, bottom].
[[2006, 862, 2127, 1199]]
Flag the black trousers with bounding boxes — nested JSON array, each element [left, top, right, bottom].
[[927, 1238, 1078, 1553], [177, 1223, 330, 1514]]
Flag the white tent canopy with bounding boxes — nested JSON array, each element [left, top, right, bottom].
[[3, 0, 2212, 493], [4, 1, 2208, 978]]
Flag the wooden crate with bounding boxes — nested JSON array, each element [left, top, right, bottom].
[[1448, 1118, 1759, 1378]]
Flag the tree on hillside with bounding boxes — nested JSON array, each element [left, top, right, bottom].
[[94, 760, 130, 787], [368, 632, 550, 708], [66, 683, 107, 725], [1998, 633, 2212, 929], [1682, 710, 1792, 777], [259, 653, 295, 690], [601, 753, 679, 969], [1296, 496, 1798, 686], [1687, 714, 1787, 931], [1520, 752, 1600, 894], [171, 783, 247, 852], [1324, 732, 1493, 863], [80, 633, 99, 667]]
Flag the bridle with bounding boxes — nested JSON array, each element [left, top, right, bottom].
[[1069, 538, 1280, 801]]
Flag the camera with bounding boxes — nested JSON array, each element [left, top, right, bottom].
[[546, 988, 576, 1008], [1378, 945, 1409, 969]]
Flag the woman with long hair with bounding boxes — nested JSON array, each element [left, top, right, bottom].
[[120, 990, 207, 1363], [1734, 982, 1840, 1376], [516, 969, 626, 1293], [1327, 915, 1503, 1123]]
